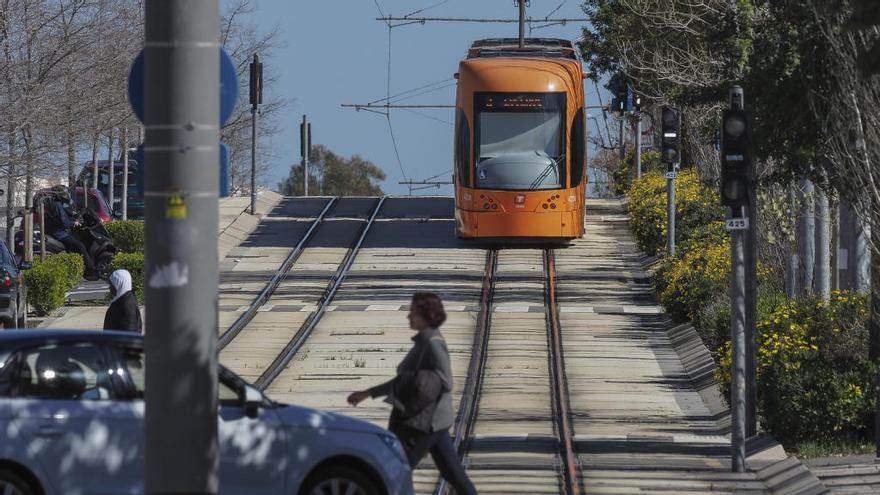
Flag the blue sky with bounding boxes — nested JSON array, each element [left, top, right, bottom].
[[246, 1, 610, 196]]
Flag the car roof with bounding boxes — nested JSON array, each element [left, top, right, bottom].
[[0, 329, 142, 349]]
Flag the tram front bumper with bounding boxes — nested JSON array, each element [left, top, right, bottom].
[[456, 208, 581, 238]]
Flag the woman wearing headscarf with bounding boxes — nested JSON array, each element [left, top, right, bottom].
[[103, 269, 142, 333], [347, 292, 476, 495]]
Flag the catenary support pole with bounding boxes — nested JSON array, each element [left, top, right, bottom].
[[634, 115, 641, 179], [250, 97, 257, 214], [797, 178, 816, 297], [23, 197, 32, 264], [144, 1, 220, 493], [816, 187, 830, 301], [518, 0, 525, 48], [730, 209, 747, 473], [856, 214, 870, 291], [619, 118, 626, 162], [122, 127, 129, 221], [787, 186, 798, 297]]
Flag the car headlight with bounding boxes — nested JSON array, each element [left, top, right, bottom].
[[378, 433, 408, 465]]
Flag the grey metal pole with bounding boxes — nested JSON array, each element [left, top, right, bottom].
[[786, 187, 798, 297], [108, 129, 115, 215], [301, 115, 309, 196], [144, 0, 219, 493], [518, 0, 525, 48], [797, 178, 816, 297], [816, 187, 831, 301], [856, 215, 870, 291], [23, 199, 32, 264], [90, 132, 98, 211], [667, 172, 675, 257], [122, 127, 129, 221], [729, 85, 758, 438], [831, 195, 839, 291], [635, 115, 642, 179], [250, 104, 257, 214], [38, 200, 44, 263], [730, 215, 747, 473], [619, 118, 626, 162]]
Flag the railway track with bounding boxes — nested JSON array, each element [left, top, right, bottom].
[[435, 248, 581, 495], [218, 197, 384, 384]]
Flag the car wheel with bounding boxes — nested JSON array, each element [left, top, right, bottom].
[[302, 465, 381, 495], [0, 468, 35, 495]]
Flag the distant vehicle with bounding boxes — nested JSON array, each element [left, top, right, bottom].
[[0, 240, 29, 328], [73, 187, 115, 223], [454, 38, 588, 240], [76, 153, 143, 219], [0, 330, 413, 495]]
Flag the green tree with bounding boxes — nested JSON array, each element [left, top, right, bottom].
[[278, 144, 386, 196]]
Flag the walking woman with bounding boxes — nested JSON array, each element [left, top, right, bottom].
[[348, 292, 476, 495]]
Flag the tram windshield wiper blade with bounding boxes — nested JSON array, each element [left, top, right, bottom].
[[529, 152, 563, 190]]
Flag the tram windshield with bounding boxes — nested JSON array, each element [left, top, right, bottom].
[[475, 93, 566, 190]]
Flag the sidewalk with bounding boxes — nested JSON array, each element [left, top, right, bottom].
[[39, 191, 281, 329]]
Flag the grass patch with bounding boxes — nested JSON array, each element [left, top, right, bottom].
[[793, 436, 875, 458]]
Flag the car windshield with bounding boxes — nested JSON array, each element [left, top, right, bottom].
[[476, 93, 566, 190]]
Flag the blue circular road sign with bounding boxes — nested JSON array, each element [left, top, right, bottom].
[[128, 47, 240, 125]]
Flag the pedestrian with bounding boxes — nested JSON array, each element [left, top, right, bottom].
[[44, 188, 97, 280], [347, 292, 476, 495], [103, 269, 142, 333]]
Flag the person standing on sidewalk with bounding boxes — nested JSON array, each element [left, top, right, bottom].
[[103, 269, 142, 333], [348, 292, 476, 495]]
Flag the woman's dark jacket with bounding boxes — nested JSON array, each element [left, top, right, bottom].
[[369, 327, 454, 433], [103, 291, 142, 333]]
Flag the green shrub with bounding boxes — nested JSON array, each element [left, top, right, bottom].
[[716, 292, 876, 446], [106, 220, 144, 253], [653, 239, 730, 322], [611, 150, 663, 196], [109, 252, 144, 303], [44, 252, 85, 289], [24, 261, 68, 316]]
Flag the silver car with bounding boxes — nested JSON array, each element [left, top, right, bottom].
[[0, 330, 413, 495]]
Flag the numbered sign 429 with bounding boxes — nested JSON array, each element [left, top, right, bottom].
[[725, 217, 749, 231]]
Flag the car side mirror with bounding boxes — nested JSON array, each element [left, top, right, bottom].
[[19, 260, 32, 270], [241, 384, 263, 419]]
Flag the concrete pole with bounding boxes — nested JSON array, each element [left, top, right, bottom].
[[787, 186, 798, 298], [730, 218, 747, 472], [23, 198, 32, 264], [619, 118, 626, 162], [122, 127, 129, 221], [797, 178, 816, 297], [856, 218, 871, 292], [301, 115, 309, 196], [108, 129, 115, 215], [144, 1, 219, 493], [815, 187, 831, 301], [634, 115, 642, 179]]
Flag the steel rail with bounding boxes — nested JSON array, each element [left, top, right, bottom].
[[434, 249, 498, 495], [218, 197, 338, 350], [544, 248, 582, 495], [254, 197, 387, 390]]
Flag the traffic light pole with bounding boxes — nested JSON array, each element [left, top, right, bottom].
[[144, 1, 220, 493], [730, 207, 747, 473], [635, 115, 642, 179], [301, 115, 310, 196], [249, 53, 262, 215], [667, 168, 676, 257]]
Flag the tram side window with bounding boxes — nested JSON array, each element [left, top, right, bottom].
[[455, 109, 471, 188], [570, 109, 586, 187]]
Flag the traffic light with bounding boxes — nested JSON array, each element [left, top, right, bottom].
[[660, 106, 681, 166], [249, 54, 263, 106], [720, 109, 751, 207], [634, 94, 642, 113], [615, 80, 627, 114]]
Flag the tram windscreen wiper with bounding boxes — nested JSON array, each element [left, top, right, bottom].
[[529, 152, 563, 190]]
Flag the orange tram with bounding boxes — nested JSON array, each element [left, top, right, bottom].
[[454, 38, 588, 241]]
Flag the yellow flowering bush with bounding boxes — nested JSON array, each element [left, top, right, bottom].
[[628, 169, 725, 256], [715, 291, 877, 445], [655, 240, 730, 322]]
